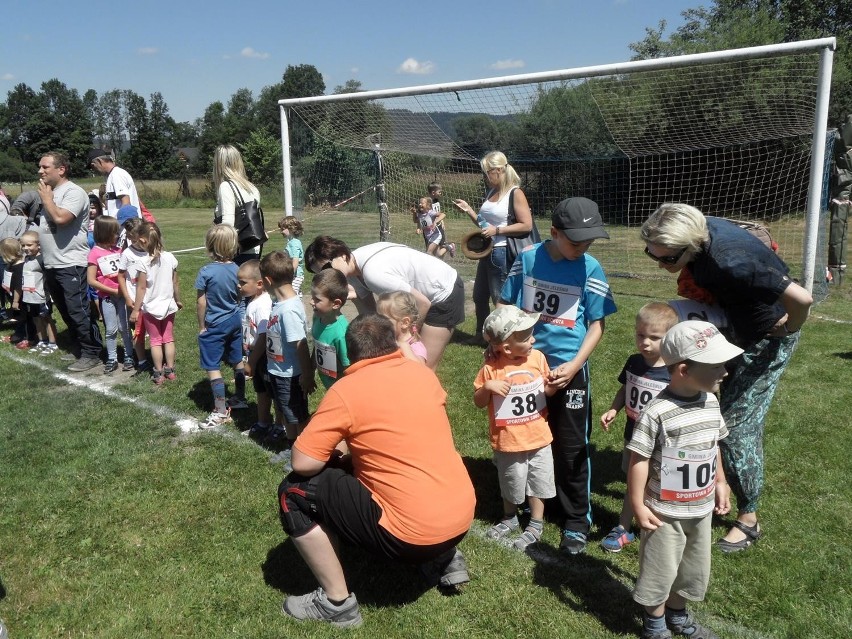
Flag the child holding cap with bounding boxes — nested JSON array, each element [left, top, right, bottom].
[[474, 306, 558, 551], [626, 320, 740, 639], [499, 196, 617, 555]]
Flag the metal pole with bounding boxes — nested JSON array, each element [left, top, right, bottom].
[[801, 43, 836, 293], [280, 104, 293, 218]]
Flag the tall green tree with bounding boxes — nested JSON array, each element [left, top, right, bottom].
[[224, 88, 256, 146], [196, 101, 227, 175]]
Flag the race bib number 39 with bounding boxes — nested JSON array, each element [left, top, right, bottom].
[[522, 276, 580, 328], [492, 377, 547, 428], [660, 446, 717, 502]]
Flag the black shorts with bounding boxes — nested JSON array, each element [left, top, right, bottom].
[[278, 467, 465, 564], [424, 276, 465, 330], [251, 353, 269, 394], [23, 301, 52, 319]]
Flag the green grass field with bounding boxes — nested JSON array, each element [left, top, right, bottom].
[[0, 208, 849, 638]]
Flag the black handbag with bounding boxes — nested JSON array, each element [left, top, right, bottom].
[[504, 187, 541, 268], [227, 181, 268, 251]]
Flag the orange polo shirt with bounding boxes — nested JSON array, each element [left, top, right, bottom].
[[294, 351, 476, 545]]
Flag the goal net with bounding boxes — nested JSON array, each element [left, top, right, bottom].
[[279, 39, 835, 299]]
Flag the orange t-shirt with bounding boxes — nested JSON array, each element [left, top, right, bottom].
[[474, 349, 553, 453], [294, 351, 475, 545]]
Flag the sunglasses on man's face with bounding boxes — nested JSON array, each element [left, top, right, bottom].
[[644, 246, 687, 265]]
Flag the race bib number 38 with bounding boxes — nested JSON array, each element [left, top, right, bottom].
[[660, 446, 717, 502], [492, 377, 546, 428], [522, 276, 580, 328]]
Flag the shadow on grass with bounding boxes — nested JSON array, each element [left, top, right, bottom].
[[529, 545, 640, 636], [261, 539, 434, 608], [836, 351, 852, 360], [461, 455, 504, 523]]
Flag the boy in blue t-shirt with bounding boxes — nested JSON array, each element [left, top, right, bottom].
[[309, 268, 350, 389], [500, 197, 617, 555], [599, 302, 678, 553], [260, 251, 314, 450]]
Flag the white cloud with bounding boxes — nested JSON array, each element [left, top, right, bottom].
[[1, 73, 14, 81], [490, 59, 525, 71], [351, 67, 359, 75], [241, 47, 270, 60], [397, 58, 435, 74], [137, 47, 158, 55]]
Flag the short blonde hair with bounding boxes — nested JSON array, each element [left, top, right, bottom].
[[0, 238, 22, 263], [640, 203, 709, 254], [377, 291, 421, 326], [636, 302, 679, 331], [205, 225, 239, 262], [237, 259, 262, 282]]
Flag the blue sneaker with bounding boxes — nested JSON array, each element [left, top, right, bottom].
[[601, 525, 636, 553], [560, 529, 588, 555]]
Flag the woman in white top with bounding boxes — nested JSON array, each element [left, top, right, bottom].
[[304, 236, 465, 371], [213, 144, 261, 265], [452, 151, 532, 343]]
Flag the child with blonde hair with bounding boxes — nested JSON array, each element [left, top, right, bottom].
[[0, 237, 36, 348], [376, 290, 427, 364], [19, 231, 58, 353], [130, 222, 181, 385], [195, 224, 245, 428], [118, 217, 152, 374], [87, 216, 134, 374], [278, 216, 305, 296]]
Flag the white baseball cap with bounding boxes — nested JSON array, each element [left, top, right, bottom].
[[661, 320, 744, 365]]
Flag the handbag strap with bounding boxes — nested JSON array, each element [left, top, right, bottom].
[[506, 187, 518, 224], [226, 180, 248, 210]]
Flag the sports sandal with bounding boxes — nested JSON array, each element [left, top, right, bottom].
[[716, 520, 761, 553], [486, 519, 519, 540], [666, 610, 719, 639]]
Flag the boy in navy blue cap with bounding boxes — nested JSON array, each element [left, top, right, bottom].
[[500, 196, 616, 555]]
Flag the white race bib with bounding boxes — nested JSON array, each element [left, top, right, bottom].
[[315, 341, 339, 379], [22, 272, 37, 293], [522, 276, 580, 328], [624, 372, 668, 421], [2, 270, 11, 293], [97, 253, 121, 277], [668, 299, 729, 330], [660, 446, 717, 502], [492, 377, 547, 428]]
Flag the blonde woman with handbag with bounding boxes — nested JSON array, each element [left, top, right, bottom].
[[213, 144, 262, 265]]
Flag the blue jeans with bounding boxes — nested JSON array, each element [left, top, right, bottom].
[[473, 245, 508, 333], [100, 294, 133, 363]]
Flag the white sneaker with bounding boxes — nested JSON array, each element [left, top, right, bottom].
[[197, 409, 232, 430]]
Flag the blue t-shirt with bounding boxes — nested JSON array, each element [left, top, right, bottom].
[[500, 242, 617, 367], [194, 261, 239, 327], [195, 262, 240, 326], [286, 238, 304, 278], [617, 353, 671, 442], [266, 296, 308, 378]]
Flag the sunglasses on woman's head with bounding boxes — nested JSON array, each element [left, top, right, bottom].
[[310, 261, 334, 274], [644, 246, 687, 265]]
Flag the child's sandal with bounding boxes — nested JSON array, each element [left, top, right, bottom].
[[486, 520, 519, 540]]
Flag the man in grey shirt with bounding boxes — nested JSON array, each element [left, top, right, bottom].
[[37, 152, 102, 371]]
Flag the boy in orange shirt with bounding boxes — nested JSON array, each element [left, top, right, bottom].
[[474, 306, 558, 550]]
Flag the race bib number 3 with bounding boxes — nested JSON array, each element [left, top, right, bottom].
[[660, 446, 717, 502], [522, 277, 580, 328], [492, 377, 547, 428]]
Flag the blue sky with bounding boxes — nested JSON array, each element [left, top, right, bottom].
[[2, 0, 700, 124]]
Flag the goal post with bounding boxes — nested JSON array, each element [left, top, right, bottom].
[[278, 37, 836, 297]]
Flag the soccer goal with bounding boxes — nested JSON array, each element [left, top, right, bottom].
[[278, 38, 836, 298]]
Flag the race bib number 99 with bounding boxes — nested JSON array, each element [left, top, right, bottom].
[[522, 276, 580, 328], [492, 377, 546, 428], [660, 446, 717, 502], [625, 372, 668, 421]]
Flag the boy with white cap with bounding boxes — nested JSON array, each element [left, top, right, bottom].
[[474, 306, 558, 550], [627, 320, 740, 639]]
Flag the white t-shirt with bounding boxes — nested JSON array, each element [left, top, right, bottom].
[[118, 245, 151, 302], [105, 166, 140, 217], [137, 251, 179, 319], [243, 291, 272, 353], [350, 243, 458, 304]]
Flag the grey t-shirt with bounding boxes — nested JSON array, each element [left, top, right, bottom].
[[39, 181, 89, 268]]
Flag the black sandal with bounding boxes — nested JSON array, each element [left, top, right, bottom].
[[717, 520, 761, 553]]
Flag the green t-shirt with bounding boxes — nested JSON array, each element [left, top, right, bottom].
[[311, 313, 350, 389]]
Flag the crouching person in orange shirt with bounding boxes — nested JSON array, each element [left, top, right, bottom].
[[276, 314, 476, 628]]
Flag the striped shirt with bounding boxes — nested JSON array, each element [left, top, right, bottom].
[[626, 388, 728, 519]]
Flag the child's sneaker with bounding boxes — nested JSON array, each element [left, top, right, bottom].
[[103, 360, 119, 374], [559, 529, 587, 555], [40, 343, 58, 356], [447, 242, 456, 258], [151, 370, 164, 385], [227, 395, 249, 409], [30, 341, 47, 352], [163, 367, 176, 381], [132, 361, 153, 378], [122, 359, 136, 372], [246, 422, 271, 441], [666, 610, 718, 639], [269, 448, 292, 470], [198, 409, 232, 430], [262, 425, 288, 450], [601, 525, 636, 553], [282, 588, 363, 628]]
